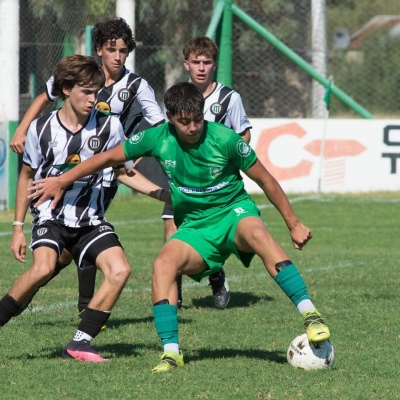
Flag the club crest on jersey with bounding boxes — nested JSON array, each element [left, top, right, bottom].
[[48, 140, 58, 148], [236, 141, 251, 157], [118, 88, 133, 102], [54, 153, 81, 172], [36, 227, 48, 236], [129, 131, 144, 144], [95, 102, 111, 114], [88, 136, 103, 151], [210, 166, 222, 179], [210, 102, 223, 115]]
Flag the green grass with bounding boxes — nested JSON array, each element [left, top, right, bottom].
[[0, 192, 399, 399]]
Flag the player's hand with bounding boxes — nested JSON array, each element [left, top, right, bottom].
[[9, 129, 27, 154], [28, 177, 64, 209], [289, 222, 312, 250], [11, 228, 27, 263]]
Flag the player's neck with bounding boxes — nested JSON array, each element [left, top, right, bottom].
[[102, 65, 125, 86], [197, 81, 216, 98], [58, 105, 88, 134]]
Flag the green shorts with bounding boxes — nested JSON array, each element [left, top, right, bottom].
[[170, 199, 261, 282]]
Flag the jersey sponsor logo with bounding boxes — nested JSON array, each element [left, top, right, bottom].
[[163, 160, 176, 168], [48, 140, 58, 148], [129, 131, 145, 144], [118, 88, 133, 102], [36, 227, 48, 236], [236, 141, 252, 157], [54, 153, 81, 172], [233, 207, 248, 216], [95, 102, 111, 114], [88, 136, 103, 151], [177, 181, 229, 193], [210, 102, 223, 115], [210, 166, 222, 179]]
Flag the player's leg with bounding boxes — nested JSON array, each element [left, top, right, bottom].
[[152, 238, 207, 372], [162, 202, 229, 309], [162, 202, 184, 308], [15, 248, 72, 316], [234, 216, 330, 342], [63, 224, 131, 362], [0, 246, 58, 326]]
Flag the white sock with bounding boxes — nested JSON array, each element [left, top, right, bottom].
[[164, 343, 180, 354], [73, 330, 93, 342], [297, 299, 315, 313]]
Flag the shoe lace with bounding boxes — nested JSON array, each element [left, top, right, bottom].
[[303, 311, 325, 328]]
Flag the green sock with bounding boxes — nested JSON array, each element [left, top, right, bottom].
[[274, 264, 309, 307], [153, 304, 179, 345]]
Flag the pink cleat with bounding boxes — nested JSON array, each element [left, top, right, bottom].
[[62, 340, 108, 362]]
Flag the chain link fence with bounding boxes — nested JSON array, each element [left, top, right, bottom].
[[19, 0, 400, 120]]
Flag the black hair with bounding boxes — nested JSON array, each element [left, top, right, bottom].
[[164, 82, 205, 116], [92, 17, 136, 53]]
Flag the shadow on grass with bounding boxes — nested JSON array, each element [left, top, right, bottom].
[[188, 347, 287, 364], [190, 291, 273, 309], [14, 343, 286, 364]]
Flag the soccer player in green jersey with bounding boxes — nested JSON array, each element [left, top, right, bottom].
[[31, 82, 331, 371]]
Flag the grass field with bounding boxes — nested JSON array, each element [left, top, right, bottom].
[[0, 192, 399, 399]]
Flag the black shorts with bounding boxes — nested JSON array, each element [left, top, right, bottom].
[[30, 220, 122, 269], [161, 203, 174, 220]]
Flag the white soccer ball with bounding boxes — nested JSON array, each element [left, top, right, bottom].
[[287, 333, 335, 370]]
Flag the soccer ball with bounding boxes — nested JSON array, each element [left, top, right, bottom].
[[287, 333, 335, 370]]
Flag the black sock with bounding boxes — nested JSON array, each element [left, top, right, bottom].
[[77, 265, 97, 313], [0, 295, 22, 326], [78, 308, 110, 338]]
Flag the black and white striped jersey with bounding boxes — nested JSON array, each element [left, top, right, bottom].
[[203, 82, 252, 135], [45, 68, 164, 135], [24, 109, 125, 228], [45, 68, 163, 186]]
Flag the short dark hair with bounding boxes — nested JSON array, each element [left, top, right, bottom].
[[52, 55, 105, 100], [164, 82, 205, 116], [182, 36, 219, 61], [92, 17, 136, 53]]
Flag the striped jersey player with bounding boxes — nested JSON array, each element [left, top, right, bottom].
[[25, 108, 125, 227]]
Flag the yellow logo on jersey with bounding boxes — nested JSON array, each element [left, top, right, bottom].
[[95, 102, 111, 114], [54, 153, 81, 172]]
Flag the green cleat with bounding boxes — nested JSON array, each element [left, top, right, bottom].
[[301, 309, 330, 343], [152, 350, 184, 372]]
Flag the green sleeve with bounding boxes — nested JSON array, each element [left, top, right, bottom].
[[123, 128, 157, 160], [226, 133, 257, 172]]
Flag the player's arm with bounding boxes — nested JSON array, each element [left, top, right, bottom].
[[114, 168, 171, 203], [11, 164, 35, 262], [10, 92, 52, 154], [240, 129, 251, 144], [244, 159, 312, 250], [29, 144, 128, 208]]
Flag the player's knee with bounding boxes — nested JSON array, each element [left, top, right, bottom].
[[29, 263, 55, 284], [153, 254, 177, 276]]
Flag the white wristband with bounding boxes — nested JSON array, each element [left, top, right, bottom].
[[13, 221, 24, 227], [156, 188, 164, 201]]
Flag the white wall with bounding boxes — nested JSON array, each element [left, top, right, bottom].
[[244, 119, 400, 193]]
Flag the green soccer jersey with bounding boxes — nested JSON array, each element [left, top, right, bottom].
[[123, 121, 257, 227]]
